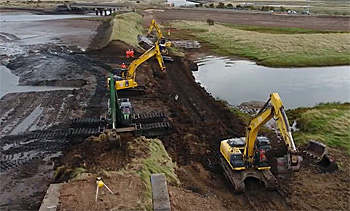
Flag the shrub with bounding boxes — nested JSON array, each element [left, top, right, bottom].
[[217, 2, 225, 8], [207, 19, 214, 25]]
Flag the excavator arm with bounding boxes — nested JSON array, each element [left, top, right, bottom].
[[147, 19, 163, 39], [244, 93, 301, 171], [126, 42, 165, 80]]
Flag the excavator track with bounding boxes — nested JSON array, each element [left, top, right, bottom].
[[71, 117, 106, 128], [220, 157, 245, 193], [132, 111, 167, 124], [118, 86, 146, 97], [220, 157, 278, 192], [0, 127, 104, 144], [261, 169, 278, 190], [136, 121, 173, 137], [71, 111, 169, 127]]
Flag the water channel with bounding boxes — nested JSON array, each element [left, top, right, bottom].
[[0, 66, 75, 98], [193, 56, 350, 108], [0, 12, 97, 98]]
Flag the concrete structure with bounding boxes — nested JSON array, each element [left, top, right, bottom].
[[151, 173, 171, 211], [39, 183, 63, 211]]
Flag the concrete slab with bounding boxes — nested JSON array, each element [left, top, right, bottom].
[[39, 183, 63, 211], [151, 173, 171, 211]]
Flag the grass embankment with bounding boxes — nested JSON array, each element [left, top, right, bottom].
[[170, 21, 350, 67], [110, 12, 143, 47], [287, 103, 350, 153], [130, 138, 180, 209]]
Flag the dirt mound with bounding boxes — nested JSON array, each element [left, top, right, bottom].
[[56, 133, 134, 176]]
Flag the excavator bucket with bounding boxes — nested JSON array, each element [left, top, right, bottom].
[[137, 35, 154, 50], [316, 154, 338, 173], [304, 140, 328, 160]]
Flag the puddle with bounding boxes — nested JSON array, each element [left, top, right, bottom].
[[193, 56, 350, 108], [0, 66, 76, 98]]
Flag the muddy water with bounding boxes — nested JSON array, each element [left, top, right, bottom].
[[0, 12, 99, 98], [193, 56, 350, 108], [0, 12, 98, 54], [0, 66, 75, 98]]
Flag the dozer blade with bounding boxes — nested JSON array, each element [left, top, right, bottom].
[[304, 140, 328, 160]]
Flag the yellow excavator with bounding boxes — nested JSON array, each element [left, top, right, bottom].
[[107, 41, 165, 94], [147, 19, 172, 48], [138, 19, 171, 54], [220, 93, 303, 192]]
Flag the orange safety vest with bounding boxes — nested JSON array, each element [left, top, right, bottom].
[[126, 50, 130, 58]]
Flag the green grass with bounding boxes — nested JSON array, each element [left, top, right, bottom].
[[222, 23, 348, 34], [229, 107, 252, 124], [287, 103, 350, 153], [136, 138, 180, 209], [110, 12, 143, 47], [170, 21, 350, 67]]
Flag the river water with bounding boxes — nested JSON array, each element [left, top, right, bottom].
[[0, 12, 98, 98], [193, 56, 350, 108], [0, 66, 75, 98]]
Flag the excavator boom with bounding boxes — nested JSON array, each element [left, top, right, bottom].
[[107, 42, 165, 92], [126, 42, 165, 80], [220, 93, 302, 192], [244, 93, 300, 170], [147, 19, 163, 39]]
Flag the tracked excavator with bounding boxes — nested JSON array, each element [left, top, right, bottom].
[[138, 19, 172, 55], [220, 93, 303, 192], [95, 73, 173, 146], [107, 41, 166, 95]]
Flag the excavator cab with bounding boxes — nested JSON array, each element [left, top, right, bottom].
[[230, 152, 245, 168], [254, 137, 271, 168]]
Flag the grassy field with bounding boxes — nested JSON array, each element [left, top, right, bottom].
[[287, 103, 350, 153], [196, 0, 350, 15], [170, 21, 350, 67], [222, 23, 349, 34]]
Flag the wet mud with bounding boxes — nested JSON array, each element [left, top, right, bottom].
[[1, 11, 349, 211]]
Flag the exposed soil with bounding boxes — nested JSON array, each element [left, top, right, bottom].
[[1, 9, 349, 211], [58, 39, 349, 210], [152, 9, 350, 31], [58, 172, 146, 211], [0, 15, 107, 211]]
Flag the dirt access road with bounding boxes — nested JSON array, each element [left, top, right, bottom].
[[152, 9, 350, 31]]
